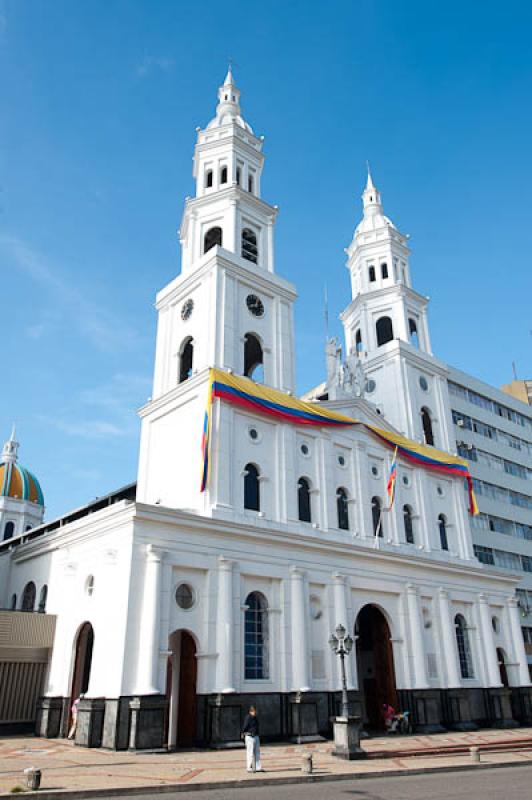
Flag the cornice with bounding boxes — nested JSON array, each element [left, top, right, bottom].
[[340, 284, 429, 322]]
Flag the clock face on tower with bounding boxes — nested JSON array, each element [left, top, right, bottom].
[[181, 299, 194, 321], [246, 294, 264, 317]]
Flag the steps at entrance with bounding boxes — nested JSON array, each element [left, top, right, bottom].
[[365, 736, 532, 759]]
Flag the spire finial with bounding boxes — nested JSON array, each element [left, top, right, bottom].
[[365, 161, 375, 190], [2, 424, 19, 464]]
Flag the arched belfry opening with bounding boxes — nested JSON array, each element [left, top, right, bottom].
[[243, 333, 264, 382], [355, 605, 397, 730], [179, 337, 194, 383], [166, 630, 197, 748]]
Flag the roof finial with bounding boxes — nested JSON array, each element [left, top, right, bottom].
[[366, 160, 375, 191], [2, 424, 19, 464]]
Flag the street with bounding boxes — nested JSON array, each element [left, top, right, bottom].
[[93, 765, 532, 800]]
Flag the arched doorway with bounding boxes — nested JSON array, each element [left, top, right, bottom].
[[497, 648, 509, 687], [355, 605, 397, 730], [69, 622, 94, 725], [166, 630, 197, 748]]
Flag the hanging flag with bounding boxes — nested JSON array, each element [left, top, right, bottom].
[[200, 379, 213, 493], [386, 447, 398, 510]]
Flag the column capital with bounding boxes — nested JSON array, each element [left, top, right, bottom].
[[290, 565, 306, 579], [507, 595, 519, 609], [478, 592, 489, 604], [218, 556, 234, 571], [146, 544, 167, 562], [438, 587, 450, 599], [405, 582, 419, 595], [332, 572, 347, 585]]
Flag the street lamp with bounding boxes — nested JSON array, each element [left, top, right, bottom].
[[328, 623, 354, 717]]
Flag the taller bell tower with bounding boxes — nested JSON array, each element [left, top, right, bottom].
[[341, 170, 454, 452]]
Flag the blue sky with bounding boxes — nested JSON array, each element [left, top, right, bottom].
[[2, 0, 531, 519]]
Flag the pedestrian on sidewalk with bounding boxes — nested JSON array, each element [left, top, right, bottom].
[[67, 694, 83, 740], [242, 706, 264, 773]]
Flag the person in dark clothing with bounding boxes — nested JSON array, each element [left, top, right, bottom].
[[242, 706, 263, 772]]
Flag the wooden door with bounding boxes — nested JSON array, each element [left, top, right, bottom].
[[177, 632, 197, 746]]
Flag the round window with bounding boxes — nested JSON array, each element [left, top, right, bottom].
[[419, 376, 429, 392], [366, 379, 376, 394], [249, 428, 259, 441], [402, 475, 410, 487], [338, 455, 346, 467], [300, 443, 310, 456], [371, 465, 379, 477], [175, 583, 195, 610]]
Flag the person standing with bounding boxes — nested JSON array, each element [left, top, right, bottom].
[[67, 695, 82, 740], [242, 706, 264, 773]]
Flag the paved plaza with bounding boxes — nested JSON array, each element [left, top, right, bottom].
[[1, 728, 532, 796]]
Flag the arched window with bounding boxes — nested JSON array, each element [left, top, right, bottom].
[[455, 614, 474, 678], [25, 524, 32, 532], [376, 316, 394, 347], [3, 521, 15, 541], [368, 266, 376, 283], [244, 591, 269, 679], [244, 463, 260, 511], [178, 337, 194, 383], [204, 226, 222, 254], [298, 477, 312, 523], [244, 333, 263, 381], [381, 262, 388, 279], [248, 174, 254, 193], [336, 488, 349, 530], [403, 505, 414, 544], [438, 514, 449, 550], [409, 318, 419, 347], [21, 581, 36, 612], [236, 166, 241, 186], [220, 166, 228, 184], [372, 496, 383, 537], [38, 585, 48, 613], [10, 593, 17, 610], [241, 228, 258, 264], [421, 407, 434, 446], [355, 329, 363, 354], [205, 169, 213, 188]]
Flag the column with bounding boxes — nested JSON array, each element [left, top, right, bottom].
[[290, 567, 310, 692], [477, 593, 502, 686], [438, 588, 461, 687], [332, 573, 355, 688], [405, 584, 429, 688], [215, 557, 236, 693], [135, 545, 166, 695], [507, 596, 531, 686]]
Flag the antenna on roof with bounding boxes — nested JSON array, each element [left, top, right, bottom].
[[512, 361, 518, 381]]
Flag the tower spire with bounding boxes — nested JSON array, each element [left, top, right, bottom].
[[362, 165, 383, 216], [2, 424, 19, 464]]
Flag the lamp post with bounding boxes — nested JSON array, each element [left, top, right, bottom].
[[328, 624, 353, 717], [328, 623, 365, 760]]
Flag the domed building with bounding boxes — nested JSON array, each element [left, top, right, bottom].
[[0, 427, 45, 541]]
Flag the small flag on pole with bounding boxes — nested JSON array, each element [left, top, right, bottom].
[[386, 446, 398, 510]]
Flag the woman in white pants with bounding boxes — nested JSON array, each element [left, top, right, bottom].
[[242, 706, 264, 772]]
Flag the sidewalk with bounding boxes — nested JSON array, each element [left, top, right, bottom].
[[1, 728, 532, 796]]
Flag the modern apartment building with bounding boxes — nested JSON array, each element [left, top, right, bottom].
[[501, 380, 532, 407], [447, 367, 532, 676]]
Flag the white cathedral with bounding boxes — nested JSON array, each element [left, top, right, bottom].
[[1, 68, 531, 750]]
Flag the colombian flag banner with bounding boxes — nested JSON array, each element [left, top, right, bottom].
[[386, 447, 398, 510], [200, 368, 479, 516]]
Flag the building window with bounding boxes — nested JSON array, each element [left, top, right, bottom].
[[438, 514, 449, 550], [455, 614, 474, 679], [409, 318, 419, 347], [204, 226, 222, 253], [368, 266, 376, 282], [244, 591, 269, 679], [10, 593, 17, 610], [3, 521, 14, 541], [336, 488, 349, 530], [298, 477, 312, 523], [220, 166, 228, 184], [241, 228, 258, 264], [178, 337, 194, 383], [205, 169, 213, 188], [236, 166, 241, 186], [21, 581, 36, 612], [355, 329, 363, 354], [85, 575, 95, 596], [372, 496, 383, 537], [421, 407, 434, 446], [243, 333, 264, 382], [381, 262, 388, 279], [244, 463, 260, 511], [403, 505, 415, 544], [38, 585, 48, 613], [175, 583, 195, 610], [248, 174, 254, 193], [376, 316, 394, 346]]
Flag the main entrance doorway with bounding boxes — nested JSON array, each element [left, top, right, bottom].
[[69, 622, 94, 726], [166, 630, 197, 748], [355, 605, 397, 730]]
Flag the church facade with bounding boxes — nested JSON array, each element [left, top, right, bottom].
[[1, 69, 532, 749]]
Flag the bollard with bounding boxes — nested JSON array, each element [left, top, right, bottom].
[[302, 752, 313, 774], [24, 767, 42, 790], [470, 746, 480, 763]]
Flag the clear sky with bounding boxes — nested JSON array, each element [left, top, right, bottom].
[[2, 0, 531, 520]]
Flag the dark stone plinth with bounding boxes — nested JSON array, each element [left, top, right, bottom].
[[485, 688, 517, 728], [207, 694, 245, 749], [397, 689, 446, 734], [289, 692, 324, 743], [331, 716, 366, 760], [511, 686, 532, 725], [35, 696, 64, 738], [128, 695, 167, 751], [442, 689, 477, 731], [102, 698, 131, 750], [76, 698, 106, 748]]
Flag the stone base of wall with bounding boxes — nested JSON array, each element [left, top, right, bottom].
[[37, 686, 532, 749]]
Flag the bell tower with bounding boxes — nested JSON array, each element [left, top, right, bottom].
[[340, 170, 454, 451]]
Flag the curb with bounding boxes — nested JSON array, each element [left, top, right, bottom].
[[2, 756, 532, 799]]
